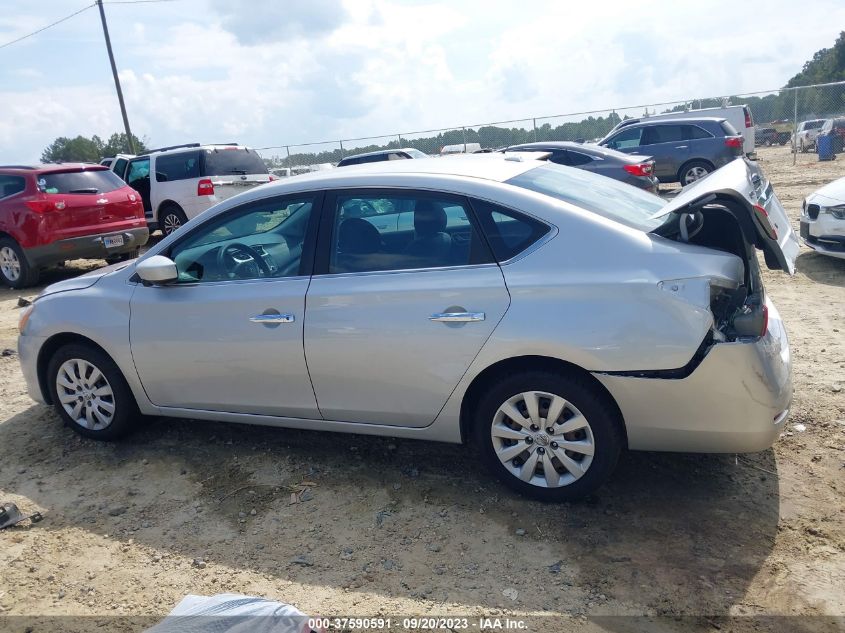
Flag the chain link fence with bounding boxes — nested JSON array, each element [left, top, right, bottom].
[[257, 81, 845, 172]]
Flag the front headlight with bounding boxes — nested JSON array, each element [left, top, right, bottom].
[[825, 204, 845, 220], [18, 303, 34, 334]]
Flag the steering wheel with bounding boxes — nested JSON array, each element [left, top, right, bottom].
[[216, 242, 272, 279]]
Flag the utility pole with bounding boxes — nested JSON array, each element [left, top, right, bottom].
[[96, 0, 135, 154]]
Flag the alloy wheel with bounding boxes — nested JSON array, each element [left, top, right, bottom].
[[491, 391, 595, 488], [55, 359, 116, 430], [163, 214, 182, 235], [0, 246, 21, 282], [683, 166, 709, 184]]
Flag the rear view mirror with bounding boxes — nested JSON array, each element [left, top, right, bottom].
[[136, 255, 178, 285]]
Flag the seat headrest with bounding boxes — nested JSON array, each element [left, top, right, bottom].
[[338, 218, 381, 254], [413, 200, 447, 237]]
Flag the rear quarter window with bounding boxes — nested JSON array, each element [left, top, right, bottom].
[[0, 175, 26, 198], [202, 149, 269, 176], [719, 121, 740, 136], [37, 170, 124, 194], [470, 198, 550, 261]]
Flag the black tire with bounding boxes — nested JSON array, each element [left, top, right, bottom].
[[472, 370, 623, 502], [159, 204, 188, 236], [47, 343, 138, 440], [677, 160, 713, 186], [0, 237, 39, 289]]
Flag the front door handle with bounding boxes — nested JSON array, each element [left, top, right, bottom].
[[249, 313, 295, 324], [429, 312, 485, 322], [675, 145, 688, 149]]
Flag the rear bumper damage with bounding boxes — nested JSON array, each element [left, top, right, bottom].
[[595, 298, 791, 453]]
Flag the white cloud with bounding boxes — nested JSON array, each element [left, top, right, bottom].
[[1, 0, 844, 162]]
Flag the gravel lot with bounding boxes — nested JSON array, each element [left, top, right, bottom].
[[0, 146, 843, 632]]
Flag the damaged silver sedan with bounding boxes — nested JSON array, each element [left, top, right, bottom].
[[18, 154, 798, 500]]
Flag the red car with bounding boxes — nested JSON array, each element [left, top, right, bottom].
[[0, 163, 149, 288]]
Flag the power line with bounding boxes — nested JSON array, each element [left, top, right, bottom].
[[0, 3, 96, 51]]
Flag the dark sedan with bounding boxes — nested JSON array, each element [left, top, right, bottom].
[[503, 141, 658, 192]]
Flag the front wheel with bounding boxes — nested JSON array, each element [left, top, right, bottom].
[[678, 160, 713, 185], [473, 371, 623, 501], [47, 343, 138, 440]]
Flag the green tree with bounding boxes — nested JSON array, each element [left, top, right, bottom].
[[41, 132, 149, 163], [786, 31, 845, 87], [41, 135, 103, 163], [101, 132, 147, 157]]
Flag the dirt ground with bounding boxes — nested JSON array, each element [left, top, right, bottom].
[[0, 146, 843, 632]]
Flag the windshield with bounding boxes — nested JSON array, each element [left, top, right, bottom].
[[506, 163, 665, 231], [38, 169, 124, 194], [203, 148, 269, 176]]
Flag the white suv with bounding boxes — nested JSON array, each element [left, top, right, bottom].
[[113, 143, 273, 235]]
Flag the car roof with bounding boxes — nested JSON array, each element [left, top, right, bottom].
[[0, 163, 108, 174], [235, 153, 543, 201], [504, 141, 646, 161], [341, 148, 419, 161], [618, 117, 728, 129]]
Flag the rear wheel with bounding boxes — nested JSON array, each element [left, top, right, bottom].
[[473, 371, 623, 501], [159, 204, 188, 236], [47, 343, 138, 440], [678, 160, 713, 185], [0, 238, 39, 289]]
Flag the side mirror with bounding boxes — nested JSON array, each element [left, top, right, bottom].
[[136, 255, 178, 285]]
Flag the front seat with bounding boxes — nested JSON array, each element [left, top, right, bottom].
[[335, 217, 381, 272], [404, 200, 451, 264]]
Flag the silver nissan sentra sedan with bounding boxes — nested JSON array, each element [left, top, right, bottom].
[[17, 154, 799, 501]]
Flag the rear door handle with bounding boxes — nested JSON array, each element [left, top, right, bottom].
[[675, 145, 688, 149], [249, 313, 295, 324], [429, 312, 485, 322]]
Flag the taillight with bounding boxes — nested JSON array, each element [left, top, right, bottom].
[[623, 162, 654, 177], [752, 203, 778, 240], [744, 108, 753, 128], [760, 303, 769, 337], [197, 178, 214, 196], [25, 196, 56, 213], [724, 136, 743, 149]]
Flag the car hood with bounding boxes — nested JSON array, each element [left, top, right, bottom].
[[808, 176, 845, 204], [652, 158, 799, 274], [37, 260, 133, 299]]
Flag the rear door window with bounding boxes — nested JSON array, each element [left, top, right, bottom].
[[202, 148, 268, 176], [0, 175, 25, 198], [37, 170, 125, 194], [642, 125, 685, 145], [155, 152, 201, 182], [470, 199, 551, 261]]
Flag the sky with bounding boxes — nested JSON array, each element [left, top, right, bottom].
[[1, 0, 844, 162]]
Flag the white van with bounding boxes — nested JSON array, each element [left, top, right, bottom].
[[440, 143, 482, 155], [609, 105, 756, 157]]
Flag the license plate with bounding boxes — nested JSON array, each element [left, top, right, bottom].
[[800, 221, 809, 239], [103, 235, 124, 248]]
